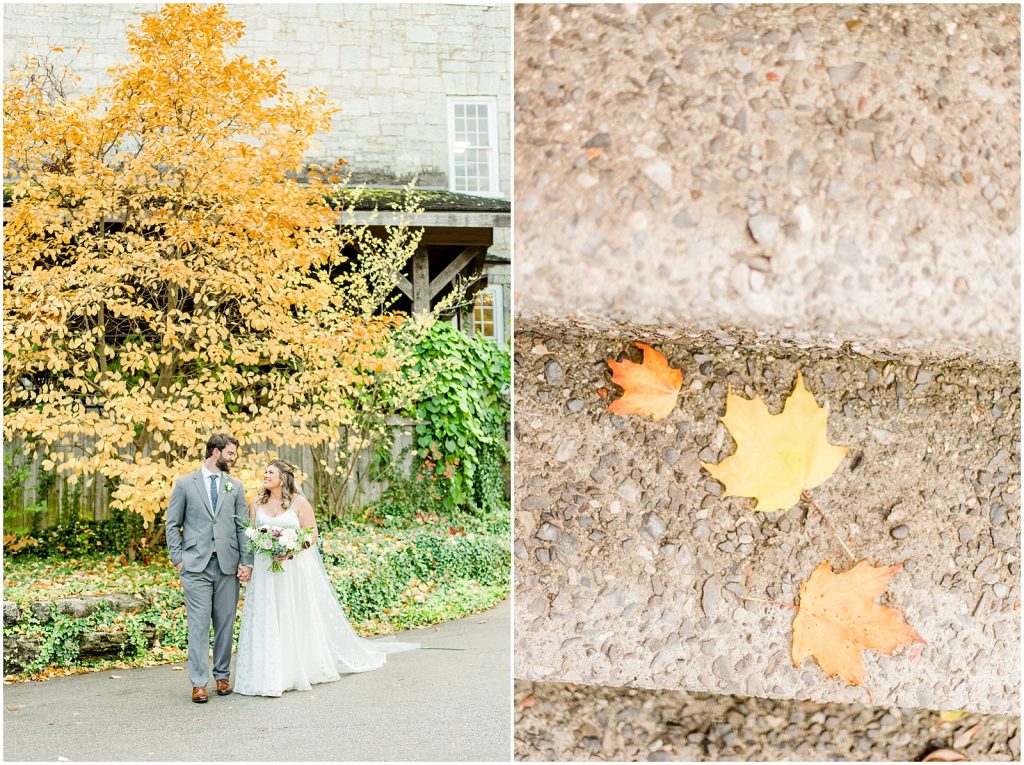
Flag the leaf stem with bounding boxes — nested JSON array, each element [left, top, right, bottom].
[[738, 595, 797, 610], [801, 490, 856, 562]]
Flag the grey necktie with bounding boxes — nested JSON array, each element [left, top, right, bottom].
[[209, 474, 218, 512]]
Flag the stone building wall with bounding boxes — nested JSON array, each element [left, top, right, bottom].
[[3, 3, 512, 198]]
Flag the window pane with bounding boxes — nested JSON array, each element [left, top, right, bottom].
[[451, 101, 495, 194], [473, 290, 497, 339]]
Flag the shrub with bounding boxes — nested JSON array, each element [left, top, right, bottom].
[[320, 524, 509, 624], [398, 322, 510, 515], [3, 511, 146, 560]]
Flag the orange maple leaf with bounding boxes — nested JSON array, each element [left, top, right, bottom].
[[792, 560, 926, 685], [606, 343, 683, 420]]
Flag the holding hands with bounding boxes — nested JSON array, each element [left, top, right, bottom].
[[237, 565, 252, 582]]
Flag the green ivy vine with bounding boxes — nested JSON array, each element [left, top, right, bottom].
[[408, 321, 510, 514]]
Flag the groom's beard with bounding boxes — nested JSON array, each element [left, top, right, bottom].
[[216, 457, 231, 473]]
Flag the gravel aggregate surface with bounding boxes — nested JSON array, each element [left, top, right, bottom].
[[514, 680, 1021, 762], [514, 321, 1020, 713], [514, 3, 1020, 360]]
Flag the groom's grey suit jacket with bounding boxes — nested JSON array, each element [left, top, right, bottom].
[[166, 469, 253, 575]]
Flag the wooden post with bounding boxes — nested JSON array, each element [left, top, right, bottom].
[[412, 245, 430, 313]]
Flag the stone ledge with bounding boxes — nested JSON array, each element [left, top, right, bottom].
[[3, 592, 156, 674]]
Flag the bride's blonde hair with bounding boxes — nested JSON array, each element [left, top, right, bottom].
[[258, 459, 300, 509]]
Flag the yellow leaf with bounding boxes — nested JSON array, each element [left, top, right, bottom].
[[939, 710, 968, 722], [702, 371, 848, 512], [792, 560, 926, 685]]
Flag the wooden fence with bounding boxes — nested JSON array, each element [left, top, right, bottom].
[[3, 421, 418, 534]]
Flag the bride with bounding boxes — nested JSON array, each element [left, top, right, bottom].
[[234, 459, 417, 697]]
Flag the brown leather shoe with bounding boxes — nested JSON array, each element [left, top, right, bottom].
[[192, 686, 208, 703], [216, 679, 232, 696]]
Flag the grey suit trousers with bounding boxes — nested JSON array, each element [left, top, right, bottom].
[[181, 554, 241, 686]]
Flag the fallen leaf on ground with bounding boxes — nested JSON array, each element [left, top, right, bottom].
[[792, 559, 926, 685], [923, 749, 968, 762], [521, 694, 536, 708], [940, 710, 968, 722], [702, 371, 848, 512], [953, 723, 982, 750], [606, 343, 683, 420]]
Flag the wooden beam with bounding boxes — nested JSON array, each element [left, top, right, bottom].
[[429, 246, 486, 300], [420, 227, 494, 246], [412, 245, 430, 313], [365, 226, 494, 246], [397, 275, 413, 299]]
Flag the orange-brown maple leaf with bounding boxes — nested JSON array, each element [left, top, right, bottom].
[[606, 343, 683, 420], [792, 560, 926, 685]]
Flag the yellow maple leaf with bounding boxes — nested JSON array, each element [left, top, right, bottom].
[[792, 559, 926, 685], [702, 371, 848, 512], [606, 342, 683, 421]]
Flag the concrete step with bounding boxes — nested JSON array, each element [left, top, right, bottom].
[[513, 3, 1019, 716], [514, 3, 1019, 363], [513, 320, 1020, 715], [514, 680, 1021, 761]]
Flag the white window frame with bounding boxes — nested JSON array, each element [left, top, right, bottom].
[[447, 97, 500, 197], [472, 285, 505, 345]]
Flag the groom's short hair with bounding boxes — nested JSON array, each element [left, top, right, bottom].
[[205, 433, 240, 458]]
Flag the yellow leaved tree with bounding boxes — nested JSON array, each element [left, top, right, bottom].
[[3, 4, 430, 551]]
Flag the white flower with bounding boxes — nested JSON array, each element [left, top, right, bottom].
[[281, 539, 297, 551], [224, 482, 234, 493], [260, 538, 273, 549], [244, 527, 258, 540]]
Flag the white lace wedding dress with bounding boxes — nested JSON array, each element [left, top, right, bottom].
[[234, 506, 417, 697]]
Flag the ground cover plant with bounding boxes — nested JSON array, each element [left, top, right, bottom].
[[3, 511, 509, 680]]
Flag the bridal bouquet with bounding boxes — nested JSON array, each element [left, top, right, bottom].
[[244, 523, 316, 573]]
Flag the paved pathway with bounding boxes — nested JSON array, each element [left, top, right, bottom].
[[3, 601, 510, 762]]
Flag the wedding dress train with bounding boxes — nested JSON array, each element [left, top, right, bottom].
[[234, 506, 417, 696]]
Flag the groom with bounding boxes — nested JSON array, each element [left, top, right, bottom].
[[165, 433, 253, 703]]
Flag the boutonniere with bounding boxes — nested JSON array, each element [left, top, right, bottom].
[[224, 482, 235, 493]]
